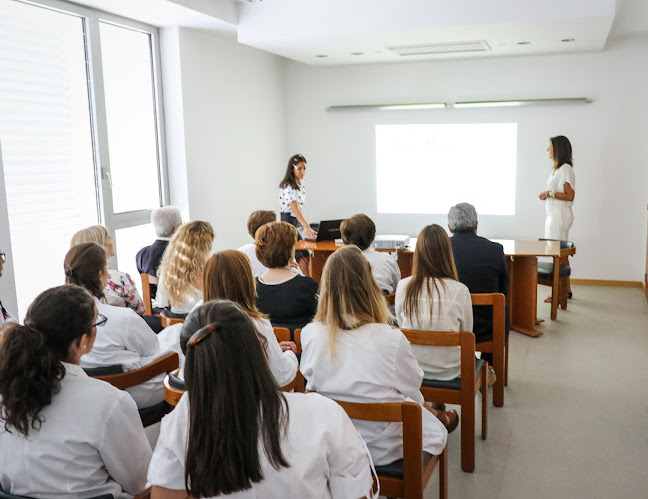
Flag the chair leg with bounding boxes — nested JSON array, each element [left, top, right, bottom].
[[559, 278, 568, 309], [439, 444, 448, 499], [481, 364, 488, 440], [460, 391, 476, 472], [504, 335, 509, 387]]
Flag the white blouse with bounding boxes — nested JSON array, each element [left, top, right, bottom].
[[154, 279, 202, 314], [237, 242, 269, 277], [395, 277, 473, 381], [279, 181, 306, 216], [80, 297, 166, 408], [362, 248, 401, 294], [546, 163, 576, 207], [300, 321, 448, 466], [0, 362, 151, 499], [148, 392, 374, 499]]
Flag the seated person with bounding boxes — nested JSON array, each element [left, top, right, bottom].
[[255, 222, 318, 331], [0, 248, 16, 328], [0, 285, 150, 498], [148, 300, 373, 499], [136, 205, 182, 299], [300, 245, 454, 466], [65, 243, 166, 409], [340, 213, 401, 294], [71, 225, 145, 315], [156, 220, 214, 315], [238, 209, 277, 277], [448, 202, 510, 368], [395, 224, 473, 382]]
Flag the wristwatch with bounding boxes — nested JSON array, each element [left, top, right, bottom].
[[548, 190, 555, 198]]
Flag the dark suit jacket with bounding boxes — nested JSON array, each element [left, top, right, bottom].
[[136, 239, 169, 299], [450, 231, 510, 342]]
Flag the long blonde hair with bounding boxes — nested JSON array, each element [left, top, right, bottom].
[[158, 221, 214, 305], [70, 225, 110, 249], [402, 224, 458, 321], [315, 245, 390, 359]]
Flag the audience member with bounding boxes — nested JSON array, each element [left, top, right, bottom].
[[395, 224, 473, 382], [300, 245, 453, 467], [0, 249, 15, 328], [136, 206, 182, 299], [64, 243, 165, 408], [71, 225, 145, 315], [238, 210, 277, 277], [448, 202, 510, 372], [0, 285, 150, 498], [340, 213, 401, 294], [198, 250, 298, 387], [148, 300, 373, 498], [156, 220, 214, 315], [255, 222, 318, 331]]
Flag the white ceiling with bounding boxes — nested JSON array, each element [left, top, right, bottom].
[[62, 0, 648, 65]]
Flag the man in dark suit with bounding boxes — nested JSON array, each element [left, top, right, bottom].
[[448, 202, 510, 367], [136, 206, 182, 299]]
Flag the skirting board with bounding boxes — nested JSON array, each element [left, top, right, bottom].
[[571, 279, 643, 288]]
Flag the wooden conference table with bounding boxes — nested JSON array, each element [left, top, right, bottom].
[[295, 238, 573, 337]]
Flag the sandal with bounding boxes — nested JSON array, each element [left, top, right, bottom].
[[543, 296, 552, 303], [436, 409, 459, 434]]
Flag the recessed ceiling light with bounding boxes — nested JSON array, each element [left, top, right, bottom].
[[351, 52, 364, 55], [314, 54, 328, 58], [517, 41, 531, 45], [561, 38, 575, 43]]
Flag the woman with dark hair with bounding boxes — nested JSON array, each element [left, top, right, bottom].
[[395, 224, 473, 381], [300, 245, 453, 467], [64, 242, 165, 409], [538, 135, 576, 240], [0, 285, 151, 498], [147, 300, 373, 498]]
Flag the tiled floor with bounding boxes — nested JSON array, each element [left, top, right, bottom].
[[424, 285, 648, 498]]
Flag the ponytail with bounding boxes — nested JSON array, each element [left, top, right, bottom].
[[0, 285, 95, 436], [64, 243, 106, 299]]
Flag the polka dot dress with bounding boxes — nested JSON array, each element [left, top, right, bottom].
[[279, 181, 306, 216]]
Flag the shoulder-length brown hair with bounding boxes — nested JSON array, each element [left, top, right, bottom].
[[203, 250, 266, 320], [279, 154, 306, 190], [550, 135, 573, 170], [402, 224, 458, 321], [64, 242, 107, 299], [315, 245, 390, 359]]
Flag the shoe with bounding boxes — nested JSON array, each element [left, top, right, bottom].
[[487, 366, 496, 386], [568, 291, 573, 299]]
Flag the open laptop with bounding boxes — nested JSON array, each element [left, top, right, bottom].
[[312, 219, 343, 242]]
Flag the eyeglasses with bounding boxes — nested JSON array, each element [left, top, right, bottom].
[[187, 321, 221, 347], [0, 252, 5, 262], [92, 314, 108, 328]]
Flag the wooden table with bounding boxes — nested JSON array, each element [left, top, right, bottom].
[[295, 238, 574, 337]]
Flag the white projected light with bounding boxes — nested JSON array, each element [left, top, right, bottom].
[[376, 124, 517, 215]]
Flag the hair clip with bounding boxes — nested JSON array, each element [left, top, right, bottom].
[[187, 321, 221, 347], [65, 268, 74, 277]]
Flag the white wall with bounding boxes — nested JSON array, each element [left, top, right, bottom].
[[0, 140, 17, 317], [161, 27, 287, 250], [284, 37, 648, 281]]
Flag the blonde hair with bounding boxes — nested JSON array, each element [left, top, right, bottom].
[[70, 225, 110, 249], [315, 245, 390, 359], [158, 221, 214, 305]]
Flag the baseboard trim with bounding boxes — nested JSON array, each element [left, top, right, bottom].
[[571, 279, 643, 288]]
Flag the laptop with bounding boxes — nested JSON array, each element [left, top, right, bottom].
[[313, 219, 343, 242]]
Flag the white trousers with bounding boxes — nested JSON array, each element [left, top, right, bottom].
[[544, 201, 573, 241]]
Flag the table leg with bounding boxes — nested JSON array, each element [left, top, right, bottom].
[[508, 256, 542, 337], [550, 256, 559, 320], [309, 250, 332, 283]]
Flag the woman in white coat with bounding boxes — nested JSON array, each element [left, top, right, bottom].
[[0, 285, 151, 498], [300, 245, 456, 467], [148, 300, 374, 499], [64, 242, 166, 409]]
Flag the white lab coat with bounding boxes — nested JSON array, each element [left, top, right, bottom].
[[80, 297, 166, 408], [395, 277, 473, 381], [0, 362, 151, 499], [238, 242, 269, 277], [362, 248, 401, 294], [147, 392, 374, 498], [300, 321, 448, 466]]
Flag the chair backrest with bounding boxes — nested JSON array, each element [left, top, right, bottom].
[[385, 293, 396, 305], [140, 273, 153, 316], [470, 293, 506, 342], [273, 326, 291, 342], [163, 368, 185, 406], [293, 328, 303, 354], [82, 364, 124, 377], [95, 352, 179, 390], [400, 329, 476, 382], [160, 310, 185, 328]]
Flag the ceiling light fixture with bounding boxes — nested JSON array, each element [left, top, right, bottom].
[[561, 38, 575, 42], [389, 40, 490, 56], [351, 52, 364, 56], [327, 103, 446, 112], [517, 41, 531, 45], [454, 97, 591, 108], [314, 54, 328, 58]]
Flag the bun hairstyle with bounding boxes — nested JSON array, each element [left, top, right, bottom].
[[181, 300, 289, 497], [279, 153, 307, 190], [0, 285, 95, 436], [64, 242, 107, 299]]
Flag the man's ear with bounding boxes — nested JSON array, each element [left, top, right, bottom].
[[448, 225, 454, 234]]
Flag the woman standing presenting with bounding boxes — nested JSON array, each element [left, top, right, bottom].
[[538, 135, 576, 240]]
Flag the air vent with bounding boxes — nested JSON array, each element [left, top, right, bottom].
[[388, 40, 490, 56]]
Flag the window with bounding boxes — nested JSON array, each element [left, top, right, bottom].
[[0, 0, 167, 317]]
